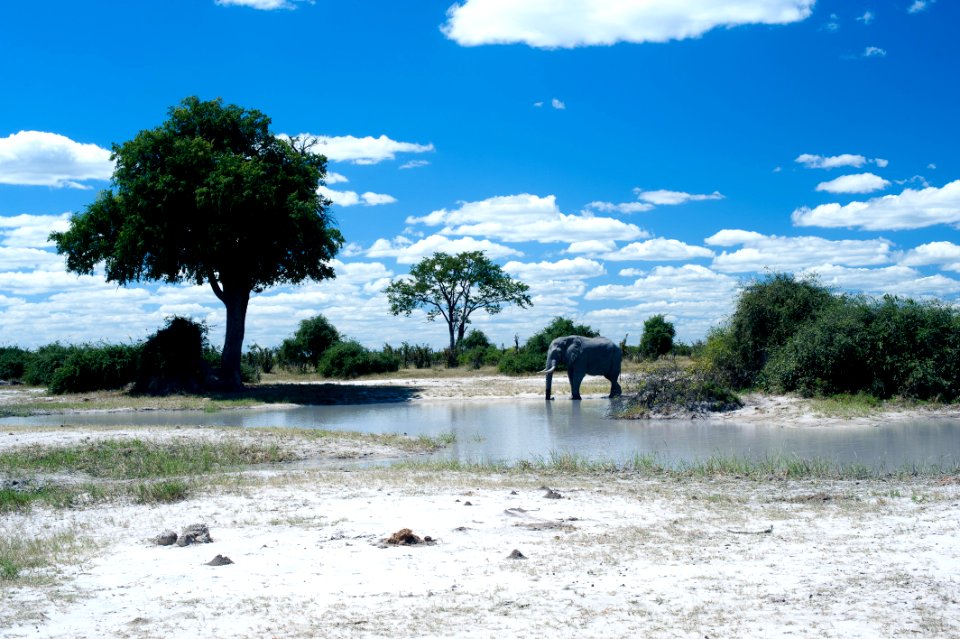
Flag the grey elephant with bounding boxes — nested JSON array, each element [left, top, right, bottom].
[[541, 335, 622, 400]]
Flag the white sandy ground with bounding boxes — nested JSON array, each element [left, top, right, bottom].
[[1, 425, 959, 638]]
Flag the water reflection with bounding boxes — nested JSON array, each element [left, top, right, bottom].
[[4, 399, 960, 469]]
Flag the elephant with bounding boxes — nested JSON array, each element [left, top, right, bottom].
[[541, 335, 622, 400]]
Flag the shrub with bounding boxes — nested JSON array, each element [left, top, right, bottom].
[[317, 341, 400, 378], [461, 345, 502, 369], [135, 317, 210, 394], [243, 343, 276, 375], [0, 347, 31, 381], [460, 329, 493, 351], [277, 314, 340, 372], [48, 344, 141, 394], [497, 349, 546, 375], [639, 315, 676, 360], [23, 343, 75, 387], [498, 317, 599, 375]]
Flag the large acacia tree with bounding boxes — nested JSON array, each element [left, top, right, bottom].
[[385, 251, 532, 366], [51, 97, 343, 388]]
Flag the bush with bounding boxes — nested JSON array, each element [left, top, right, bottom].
[[460, 329, 493, 351], [244, 344, 276, 376], [135, 317, 211, 394], [277, 314, 340, 372], [614, 363, 742, 418], [317, 341, 400, 378], [639, 315, 676, 360], [460, 345, 502, 369], [497, 348, 546, 375], [23, 343, 74, 387], [0, 347, 31, 381], [48, 344, 141, 394], [706, 273, 837, 388]]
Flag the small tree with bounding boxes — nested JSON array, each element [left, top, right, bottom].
[[278, 314, 341, 371], [639, 315, 676, 360], [384, 251, 532, 366], [51, 97, 343, 388]]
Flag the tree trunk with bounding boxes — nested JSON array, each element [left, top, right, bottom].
[[220, 287, 250, 390], [447, 322, 458, 368]]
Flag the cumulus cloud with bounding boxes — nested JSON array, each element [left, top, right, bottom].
[[634, 189, 724, 205], [705, 229, 895, 273], [815, 173, 891, 194], [901, 242, 960, 269], [908, 1, 935, 14], [792, 180, 960, 230], [399, 160, 430, 170], [0, 131, 113, 188], [599, 238, 714, 262], [0, 213, 70, 248], [442, 0, 815, 48], [367, 234, 521, 264], [585, 201, 654, 214], [282, 133, 434, 165], [803, 264, 960, 297], [406, 194, 648, 244], [551, 98, 566, 110], [502, 257, 605, 281], [317, 185, 397, 207], [586, 264, 739, 303], [863, 46, 887, 57], [325, 171, 349, 184], [795, 153, 866, 169], [857, 11, 874, 24]]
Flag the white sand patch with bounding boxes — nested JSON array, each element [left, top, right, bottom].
[[2, 470, 959, 638]]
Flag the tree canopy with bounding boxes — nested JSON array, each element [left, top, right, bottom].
[[639, 314, 676, 360], [51, 96, 343, 388], [384, 251, 532, 366]]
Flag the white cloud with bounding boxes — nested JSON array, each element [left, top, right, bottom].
[[283, 133, 434, 165], [399, 160, 430, 170], [795, 153, 867, 169], [325, 171, 349, 184], [803, 264, 960, 297], [566, 240, 617, 254], [551, 98, 566, 110], [0, 247, 62, 271], [815, 173, 890, 194], [587, 264, 739, 304], [406, 194, 648, 244], [634, 189, 724, 205], [367, 234, 521, 264], [0, 213, 70, 248], [585, 201, 654, 214], [600, 238, 714, 262], [863, 46, 887, 57], [901, 242, 960, 269], [317, 185, 397, 207], [0, 131, 113, 188], [875, 158, 889, 168], [857, 11, 874, 24], [503, 257, 605, 281], [533, 101, 544, 108], [215, 0, 310, 9], [792, 180, 960, 230], [442, 0, 815, 48], [705, 230, 895, 273], [908, 1, 935, 14]]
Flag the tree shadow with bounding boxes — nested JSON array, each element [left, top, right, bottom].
[[204, 382, 425, 406]]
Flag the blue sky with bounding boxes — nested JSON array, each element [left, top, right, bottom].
[[1, 0, 958, 351]]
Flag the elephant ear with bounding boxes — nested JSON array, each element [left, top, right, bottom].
[[567, 337, 583, 364]]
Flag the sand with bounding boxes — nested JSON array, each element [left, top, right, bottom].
[[1, 378, 959, 638]]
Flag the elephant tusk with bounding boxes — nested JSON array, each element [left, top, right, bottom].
[[539, 365, 557, 374]]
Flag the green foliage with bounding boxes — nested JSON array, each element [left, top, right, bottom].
[[614, 364, 742, 418], [48, 344, 141, 394], [134, 480, 190, 504], [639, 314, 676, 360], [0, 347, 30, 381], [243, 343, 276, 376], [50, 96, 343, 387], [317, 341, 400, 378], [22, 343, 74, 387], [277, 314, 341, 371], [460, 329, 492, 351], [385, 251, 532, 366], [707, 273, 837, 388], [764, 295, 960, 399], [135, 317, 210, 394], [498, 316, 599, 374]]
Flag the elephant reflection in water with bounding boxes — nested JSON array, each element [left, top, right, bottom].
[[540, 335, 622, 400]]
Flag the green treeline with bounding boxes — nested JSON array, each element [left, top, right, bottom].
[[704, 273, 960, 400]]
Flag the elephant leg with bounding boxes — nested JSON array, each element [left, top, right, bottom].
[[607, 375, 622, 398], [568, 371, 583, 400]]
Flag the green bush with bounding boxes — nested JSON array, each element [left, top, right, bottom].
[[639, 314, 676, 360], [244, 343, 276, 375], [460, 345, 502, 369], [278, 314, 340, 372], [135, 317, 210, 394], [48, 344, 141, 394], [317, 341, 400, 378], [0, 347, 31, 381], [497, 348, 546, 375], [498, 317, 599, 375], [23, 343, 75, 387]]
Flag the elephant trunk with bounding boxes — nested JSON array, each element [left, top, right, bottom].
[[541, 363, 556, 400]]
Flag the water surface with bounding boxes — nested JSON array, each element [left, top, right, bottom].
[[5, 399, 960, 469]]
